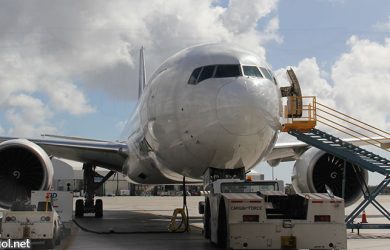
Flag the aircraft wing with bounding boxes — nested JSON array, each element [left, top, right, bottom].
[[266, 137, 390, 165], [0, 136, 128, 171]]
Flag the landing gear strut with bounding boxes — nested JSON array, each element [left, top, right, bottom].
[[75, 163, 115, 218]]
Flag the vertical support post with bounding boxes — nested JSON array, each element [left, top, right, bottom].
[[116, 173, 119, 196], [183, 176, 187, 207], [183, 176, 189, 232], [272, 167, 275, 180]]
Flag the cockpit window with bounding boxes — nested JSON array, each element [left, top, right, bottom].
[[243, 66, 263, 78], [188, 64, 242, 85], [198, 65, 215, 82], [215, 65, 241, 78], [259, 67, 273, 81], [188, 67, 202, 85]]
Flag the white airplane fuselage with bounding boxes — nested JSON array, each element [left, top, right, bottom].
[[121, 44, 282, 184]]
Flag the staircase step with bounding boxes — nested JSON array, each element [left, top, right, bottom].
[[289, 128, 390, 176]]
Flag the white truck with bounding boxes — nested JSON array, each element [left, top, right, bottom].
[[199, 178, 347, 249], [0, 191, 72, 249]]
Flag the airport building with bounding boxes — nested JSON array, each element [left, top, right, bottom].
[[51, 158, 265, 196], [52, 158, 203, 196]]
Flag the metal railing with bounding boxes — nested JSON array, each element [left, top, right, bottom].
[[281, 96, 389, 151], [281, 96, 317, 132], [315, 102, 390, 152]]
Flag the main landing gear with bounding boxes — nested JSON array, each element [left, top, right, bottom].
[[75, 163, 115, 218]]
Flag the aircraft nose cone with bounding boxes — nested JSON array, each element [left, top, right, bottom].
[[216, 79, 280, 136]]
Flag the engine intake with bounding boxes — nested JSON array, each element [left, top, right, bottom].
[[0, 139, 53, 208], [292, 147, 368, 206]]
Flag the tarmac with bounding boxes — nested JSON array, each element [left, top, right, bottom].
[[54, 196, 211, 250], [2, 195, 390, 249]]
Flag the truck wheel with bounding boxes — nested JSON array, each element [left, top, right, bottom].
[[75, 199, 84, 218], [45, 237, 55, 249], [204, 199, 211, 239], [217, 199, 227, 248], [55, 234, 61, 246], [55, 226, 61, 245], [95, 199, 103, 218]]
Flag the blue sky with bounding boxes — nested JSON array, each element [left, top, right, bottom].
[[268, 0, 390, 70], [259, 0, 390, 184], [0, 0, 389, 185]]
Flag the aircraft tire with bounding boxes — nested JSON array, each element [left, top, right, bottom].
[[95, 199, 103, 218], [75, 199, 84, 218]]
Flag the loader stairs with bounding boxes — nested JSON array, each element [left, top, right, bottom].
[[282, 96, 390, 229]]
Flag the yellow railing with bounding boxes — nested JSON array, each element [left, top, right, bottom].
[[281, 96, 390, 152], [281, 96, 317, 132]]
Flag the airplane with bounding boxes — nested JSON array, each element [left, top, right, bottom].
[[0, 43, 378, 217]]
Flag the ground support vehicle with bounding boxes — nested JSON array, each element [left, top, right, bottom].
[[200, 178, 347, 249], [1, 201, 62, 249]]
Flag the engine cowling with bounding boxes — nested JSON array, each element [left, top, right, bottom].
[[0, 139, 53, 208], [292, 147, 368, 206]]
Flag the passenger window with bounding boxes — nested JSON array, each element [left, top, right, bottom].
[[215, 65, 241, 78], [243, 66, 263, 78], [188, 67, 202, 85], [260, 67, 273, 81], [198, 65, 215, 83]]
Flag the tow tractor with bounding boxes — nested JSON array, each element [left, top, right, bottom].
[[1, 201, 61, 249], [1, 191, 72, 249], [199, 168, 347, 249]]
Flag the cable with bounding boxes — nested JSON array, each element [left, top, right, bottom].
[[72, 177, 192, 234], [168, 176, 190, 232], [72, 218, 188, 235]]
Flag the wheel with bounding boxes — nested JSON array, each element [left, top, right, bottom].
[[204, 199, 211, 239], [45, 232, 55, 249], [217, 199, 227, 248], [95, 199, 103, 218], [75, 199, 84, 218], [55, 233, 61, 245], [54, 225, 61, 245]]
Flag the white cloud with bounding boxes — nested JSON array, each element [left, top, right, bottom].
[[332, 36, 390, 131], [276, 35, 390, 135], [373, 16, 390, 31], [41, 81, 95, 115], [222, 0, 278, 34], [2, 94, 57, 137], [0, 0, 281, 136]]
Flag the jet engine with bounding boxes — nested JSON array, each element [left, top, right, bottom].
[[292, 147, 368, 206], [0, 139, 53, 208]]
